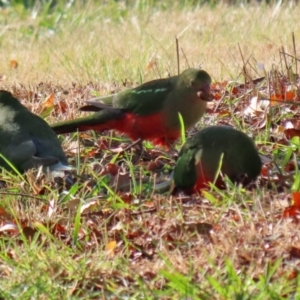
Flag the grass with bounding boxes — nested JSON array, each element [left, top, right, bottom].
[[1, 0, 300, 299], [1, 0, 300, 85]]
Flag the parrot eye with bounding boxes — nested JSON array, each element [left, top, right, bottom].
[[190, 80, 196, 86]]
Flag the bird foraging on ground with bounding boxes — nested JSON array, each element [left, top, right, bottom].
[[0, 90, 70, 174], [51, 68, 213, 147], [173, 126, 262, 193]]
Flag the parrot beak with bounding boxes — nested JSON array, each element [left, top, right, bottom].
[[197, 83, 214, 102]]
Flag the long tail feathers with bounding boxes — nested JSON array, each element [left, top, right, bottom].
[[51, 110, 123, 134]]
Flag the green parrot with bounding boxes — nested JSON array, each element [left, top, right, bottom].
[[0, 90, 70, 173], [51, 68, 213, 146], [173, 126, 262, 193]]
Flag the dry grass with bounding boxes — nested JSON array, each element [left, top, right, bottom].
[[1, 1, 300, 299], [1, 1, 300, 85]]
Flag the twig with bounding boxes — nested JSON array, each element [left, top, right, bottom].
[[281, 45, 289, 75], [238, 43, 248, 87], [0, 191, 46, 202], [279, 51, 300, 63], [175, 36, 180, 75], [292, 32, 298, 76], [181, 47, 190, 69]]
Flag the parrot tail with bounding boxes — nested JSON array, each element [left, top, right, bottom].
[[51, 109, 124, 134]]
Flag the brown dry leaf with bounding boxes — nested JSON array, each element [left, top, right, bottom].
[[105, 240, 117, 256], [230, 86, 240, 95], [260, 165, 270, 177], [146, 53, 160, 72], [285, 119, 300, 129], [138, 200, 154, 208], [47, 199, 56, 218], [110, 147, 126, 153], [216, 110, 230, 117], [104, 168, 131, 192], [9, 59, 18, 69], [54, 100, 67, 114], [147, 160, 164, 172], [213, 92, 222, 100], [118, 192, 133, 204], [283, 192, 300, 218], [0, 207, 11, 219], [212, 81, 228, 89], [185, 222, 213, 235], [288, 270, 298, 280], [22, 226, 38, 241], [113, 172, 131, 191], [52, 223, 68, 236], [293, 192, 300, 206], [96, 139, 110, 150], [243, 96, 269, 117], [270, 90, 296, 105], [290, 246, 300, 259], [285, 128, 300, 139], [65, 199, 81, 211], [81, 200, 99, 214], [100, 163, 119, 176], [42, 93, 55, 110], [26, 172, 46, 195], [146, 59, 157, 71], [86, 148, 98, 157], [284, 161, 297, 172], [0, 223, 18, 234]]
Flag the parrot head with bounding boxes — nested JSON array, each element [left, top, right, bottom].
[[179, 69, 214, 102]]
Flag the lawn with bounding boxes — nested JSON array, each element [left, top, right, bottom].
[[0, 0, 300, 299]]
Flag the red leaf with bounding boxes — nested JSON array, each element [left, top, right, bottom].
[[10, 59, 18, 69], [292, 192, 300, 207], [290, 246, 300, 259], [285, 128, 300, 139], [283, 206, 300, 218]]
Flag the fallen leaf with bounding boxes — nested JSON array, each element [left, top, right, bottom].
[[9, 59, 18, 69], [54, 100, 67, 114], [285, 128, 300, 139], [81, 200, 99, 214], [105, 240, 117, 255], [243, 96, 269, 117], [283, 192, 300, 218], [42, 93, 55, 110], [290, 246, 300, 259], [0, 223, 18, 233], [65, 199, 81, 210]]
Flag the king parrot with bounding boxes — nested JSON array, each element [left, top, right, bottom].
[[173, 126, 262, 193], [0, 90, 70, 173], [51, 68, 213, 146]]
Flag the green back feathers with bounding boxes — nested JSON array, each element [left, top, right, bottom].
[[113, 77, 173, 115], [174, 126, 262, 191], [173, 145, 198, 190], [0, 90, 68, 172], [86, 68, 212, 116]]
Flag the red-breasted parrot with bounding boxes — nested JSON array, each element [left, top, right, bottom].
[[51, 68, 213, 146], [0, 90, 70, 173], [173, 126, 262, 193]]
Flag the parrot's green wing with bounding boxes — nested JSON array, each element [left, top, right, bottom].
[[174, 126, 262, 191], [83, 68, 212, 117], [84, 77, 175, 116], [173, 144, 198, 189], [0, 90, 69, 173]]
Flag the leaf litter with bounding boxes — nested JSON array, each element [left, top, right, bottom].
[[1, 56, 300, 296]]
